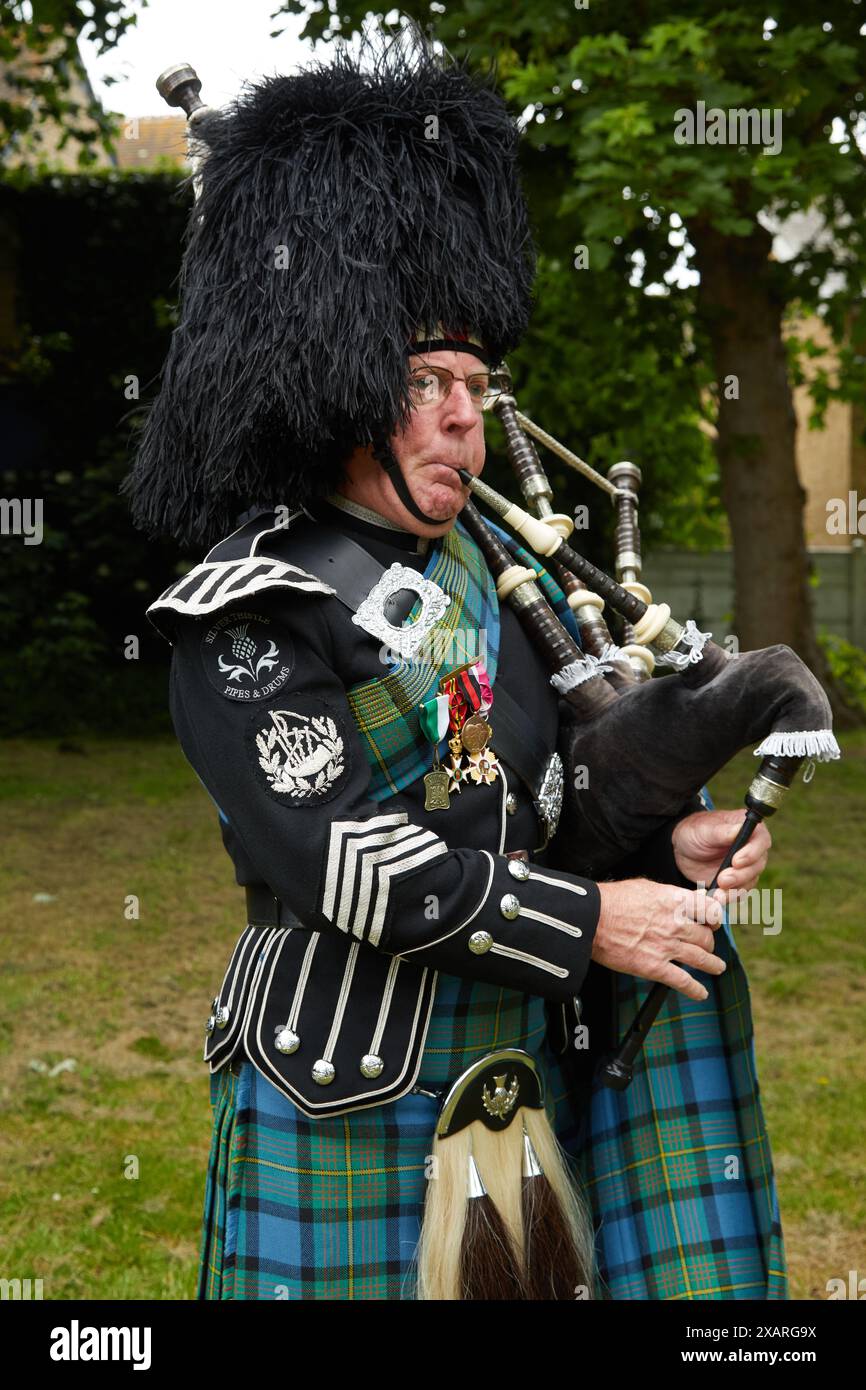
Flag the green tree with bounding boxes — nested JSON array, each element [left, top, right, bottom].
[[279, 0, 866, 723], [0, 0, 143, 164]]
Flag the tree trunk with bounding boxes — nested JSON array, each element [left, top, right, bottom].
[[691, 220, 860, 729]]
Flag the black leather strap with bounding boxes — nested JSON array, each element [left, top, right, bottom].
[[285, 519, 420, 624], [376, 446, 445, 526]]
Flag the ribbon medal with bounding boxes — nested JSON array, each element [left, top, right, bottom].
[[419, 692, 452, 811], [439, 660, 499, 791]]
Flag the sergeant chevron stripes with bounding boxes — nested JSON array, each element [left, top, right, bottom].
[[322, 812, 448, 946], [147, 557, 335, 622]]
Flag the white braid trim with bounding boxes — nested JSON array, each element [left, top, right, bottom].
[[753, 729, 841, 762], [657, 619, 713, 669], [550, 654, 613, 694]]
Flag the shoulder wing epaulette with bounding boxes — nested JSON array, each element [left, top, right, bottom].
[[146, 556, 335, 642]]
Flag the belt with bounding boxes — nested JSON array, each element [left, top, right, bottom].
[[245, 850, 531, 930]]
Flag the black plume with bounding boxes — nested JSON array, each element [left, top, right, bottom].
[[122, 29, 536, 548]]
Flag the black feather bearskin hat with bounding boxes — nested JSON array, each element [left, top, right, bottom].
[[122, 31, 537, 549]]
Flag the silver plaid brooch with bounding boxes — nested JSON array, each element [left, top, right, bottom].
[[352, 564, 451, 660]]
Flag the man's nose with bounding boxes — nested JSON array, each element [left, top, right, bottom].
[[442, 381, 480, 430]]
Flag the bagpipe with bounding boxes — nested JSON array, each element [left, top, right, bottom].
[[459, 369, 839, 1087]]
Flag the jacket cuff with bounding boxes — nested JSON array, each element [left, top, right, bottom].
[[393, 851, 599, 1004]]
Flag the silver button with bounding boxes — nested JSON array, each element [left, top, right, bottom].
[[505, 793, 518, 815], [205, 1014, 216, 1036], [507, 859, 530, 881], [312, 1059, 336, 1085], [468, 930, 493, 955], [360, 1054, 384, 1079], [211, 995, 220, 1012], [215, 1005, 230, 1030], [500, 893, 521, 920], [275, 1026, 300, 1054]]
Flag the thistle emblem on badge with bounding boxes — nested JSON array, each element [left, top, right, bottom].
[[219, 623, 280, 685], [255, 709, 345, 797], [202, 611, 295, 701], [482, 1073, 520, 1121]]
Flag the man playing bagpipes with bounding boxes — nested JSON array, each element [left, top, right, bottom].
[[122, 31, 832, 1300]]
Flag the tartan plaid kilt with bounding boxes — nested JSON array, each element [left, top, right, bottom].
[[197, 931, 788, 1301], [197, 971, 560, 1300], [551, 919, 789, 1301]]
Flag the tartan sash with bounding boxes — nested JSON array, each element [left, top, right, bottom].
[[345, 519, 500, 800]]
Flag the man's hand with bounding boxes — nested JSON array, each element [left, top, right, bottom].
[[672, 809, 772, 894], [593, 878, 726, 1002]]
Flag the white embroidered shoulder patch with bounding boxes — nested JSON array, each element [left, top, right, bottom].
[[254, 707, 346, 801]]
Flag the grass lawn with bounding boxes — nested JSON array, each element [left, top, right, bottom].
[[0, 732, 863, 1300]]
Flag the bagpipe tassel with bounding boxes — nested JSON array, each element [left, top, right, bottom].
[[753, 727, 841, 761]]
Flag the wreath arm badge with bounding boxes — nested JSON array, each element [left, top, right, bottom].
[[255, 709, 345, 798]]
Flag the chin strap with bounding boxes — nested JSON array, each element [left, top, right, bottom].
[[373, 438, 447, 527]]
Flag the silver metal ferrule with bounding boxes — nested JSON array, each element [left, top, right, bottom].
[[748, 774, 788, 810], [467, 1153, 487, 1200], [614, 549, 642, 576], [508, 578, 542, 610], [522, 1130, 544, 1180], [652, 617, 686, 656], [522, 473, 552, 504]]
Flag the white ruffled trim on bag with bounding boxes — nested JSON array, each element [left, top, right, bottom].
[[657, 618, 712, 669], [550, 653, 613, 693], [598, 642, 631, 665], [753, 729, 841, 762]]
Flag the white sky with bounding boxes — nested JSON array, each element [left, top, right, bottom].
[[79, 0, 334, 116]]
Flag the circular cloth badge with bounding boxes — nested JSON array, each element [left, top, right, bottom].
[[248, 696, 350, 806], [200, 609, 295, 703]]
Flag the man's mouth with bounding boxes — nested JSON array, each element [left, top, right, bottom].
[[427, 462, 473, 485]]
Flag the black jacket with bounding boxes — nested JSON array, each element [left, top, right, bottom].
[[147, 498, 693, 1117]]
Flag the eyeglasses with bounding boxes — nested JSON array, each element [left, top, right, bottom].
[[407, 363, 504, 413]]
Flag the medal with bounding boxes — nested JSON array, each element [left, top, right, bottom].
[[423, 766, 451, 811], [439, 661, 500, 787], [460, 712, 491, 753], [419, 692, 453, 811]]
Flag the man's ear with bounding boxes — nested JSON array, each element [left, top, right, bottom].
[[340, 444, 375, 480]]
